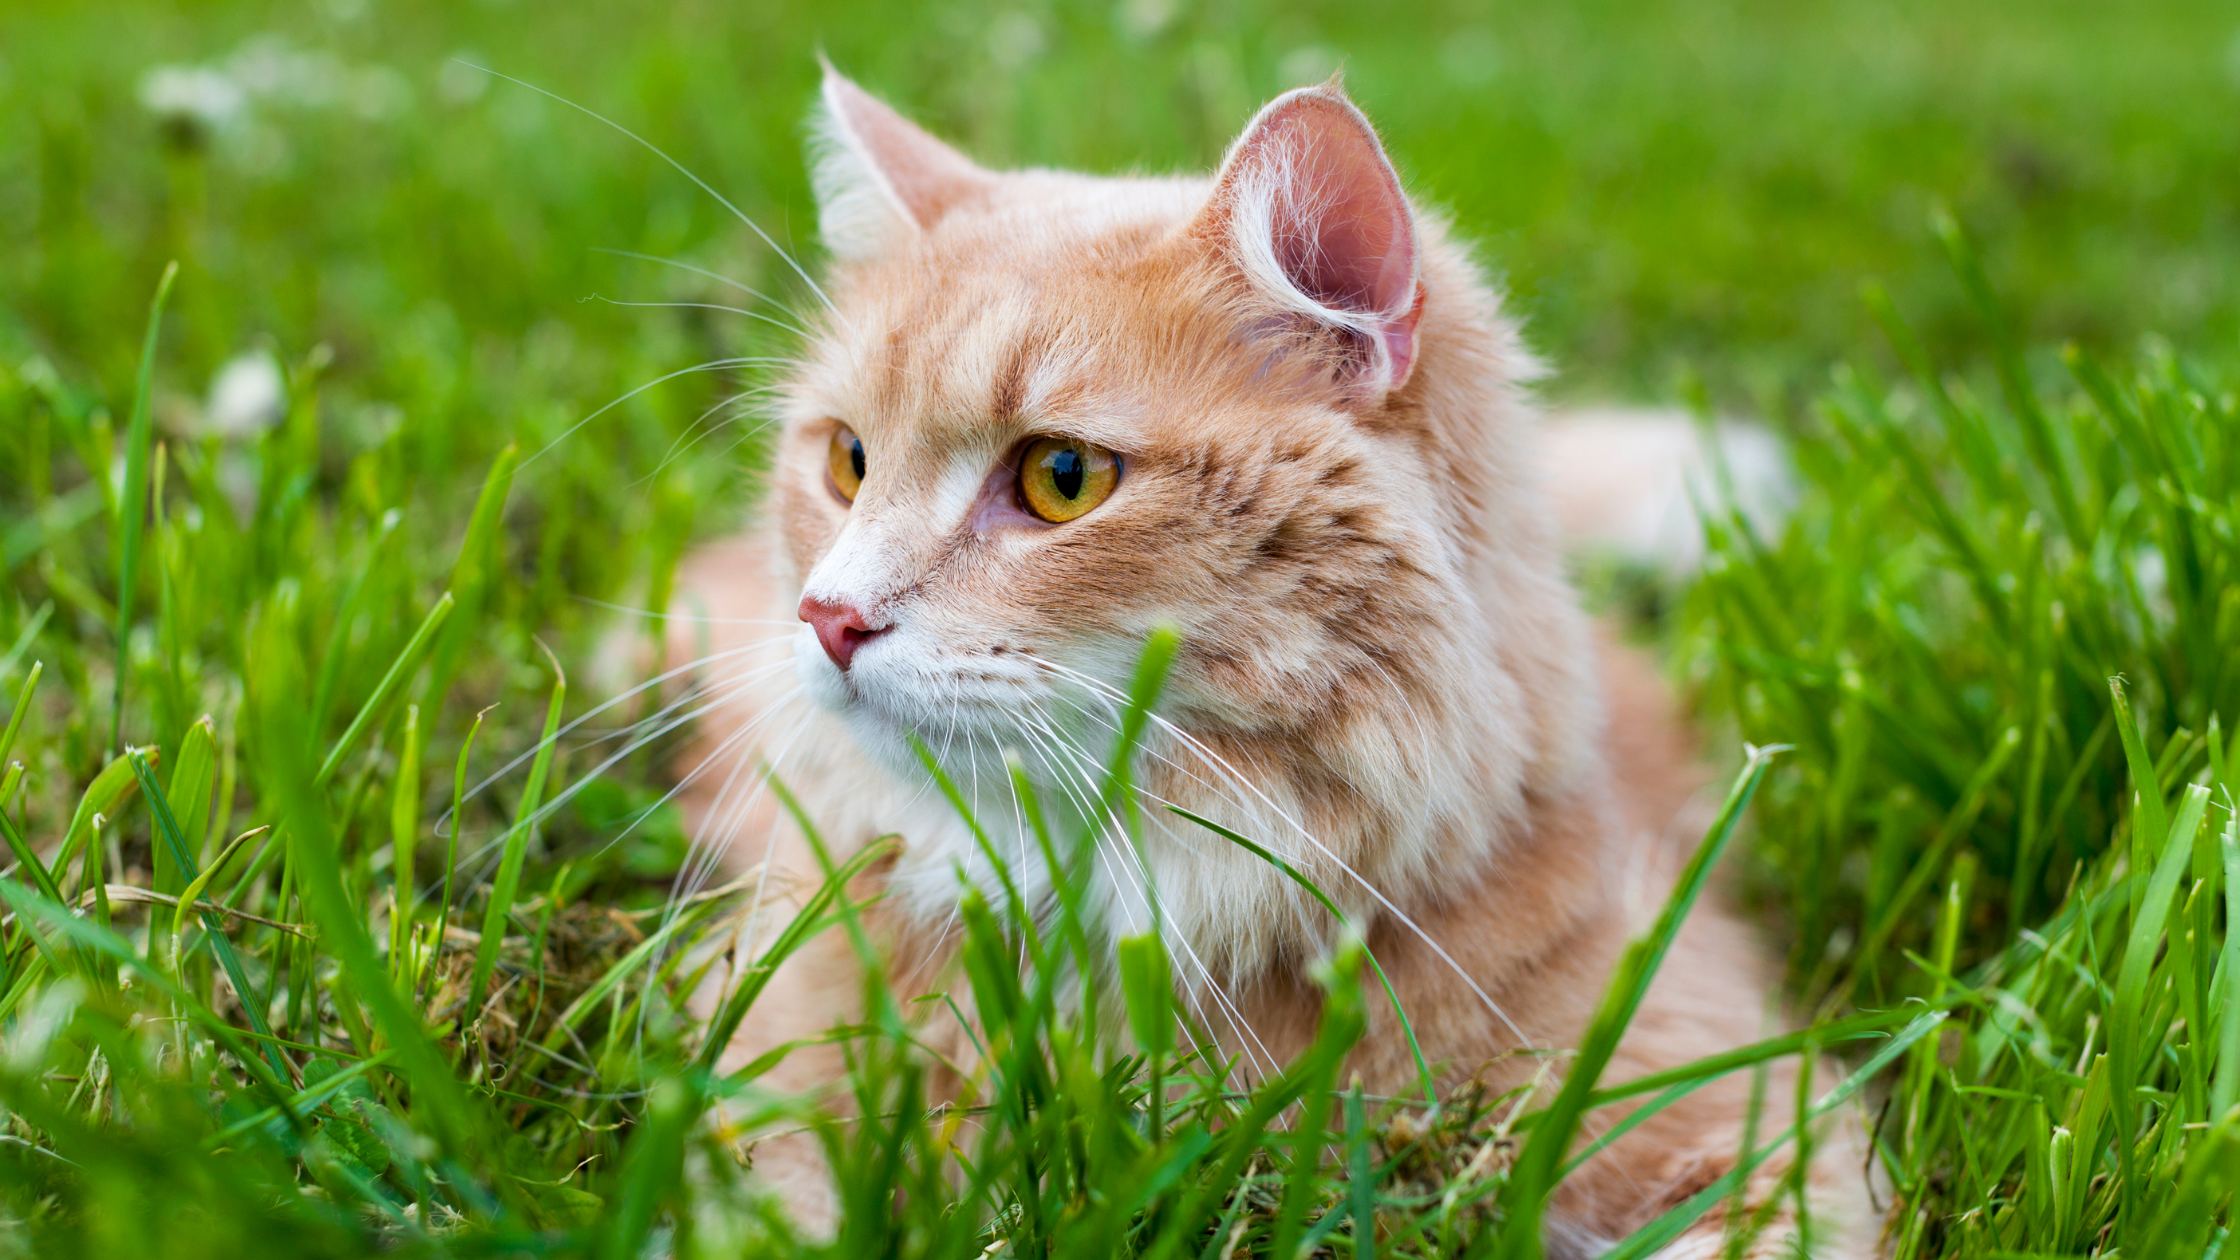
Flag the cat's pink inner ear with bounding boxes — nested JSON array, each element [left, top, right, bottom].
[[1204, 86, 1424, 392], [814, 67, 995, 259]]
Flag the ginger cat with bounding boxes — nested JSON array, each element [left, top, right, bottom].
[[666, 68, 1875, 1257]]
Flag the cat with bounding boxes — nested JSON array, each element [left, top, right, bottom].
[[663, 67, 1876, 1258]]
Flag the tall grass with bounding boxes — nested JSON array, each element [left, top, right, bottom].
[[1681, 225, 2240, 1257], [0, 351, 1908, 1256], [4, 229, 2236, 1255]]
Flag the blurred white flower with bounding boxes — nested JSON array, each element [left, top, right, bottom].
[[989, 12, 1046, 68], [139, 65, 247, 132], [1115, 0, 1174, 42], [227, 35, 343, 107], [205, 350, 288, 439], [436, 53, 489, 106], [1277, 45, 1341, 88]]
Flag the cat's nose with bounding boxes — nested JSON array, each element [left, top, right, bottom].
[[798, 595, 888, 671]]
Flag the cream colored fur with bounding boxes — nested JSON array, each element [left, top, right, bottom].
[[667, 68, 1878, 1257]]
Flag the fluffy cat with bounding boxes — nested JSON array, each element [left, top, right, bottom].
[[665, 67, 1875, 1257]]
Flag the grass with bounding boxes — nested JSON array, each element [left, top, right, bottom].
[[2, 0, 2239, 1255]]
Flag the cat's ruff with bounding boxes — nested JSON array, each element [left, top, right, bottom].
[[667, 67, 1875, 1256]]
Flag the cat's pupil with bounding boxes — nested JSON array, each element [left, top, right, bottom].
[[1051, 448, 1084, 499], [849, 438, 865, 482]]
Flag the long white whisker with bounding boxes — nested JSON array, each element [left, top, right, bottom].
[[1024, 651, 1533, 1047], [589, 247, 804, 314], [515, 355, 787, 468], [636, 393, 785, 487], [572, 596, 801, 627], [445, 636, 792, 827], [451, 666, 798, 878], [588, 294, 812, 343], [1011, 710, 1280, 1084], [456, 64, 842, 321]]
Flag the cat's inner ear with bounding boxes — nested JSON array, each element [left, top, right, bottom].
[[811, 66, 997, 262], [1196, 81, 1425, 394]]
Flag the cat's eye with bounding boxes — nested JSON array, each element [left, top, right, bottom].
[[1017, 436, 1119, 523], [827, 425, 866, 502]]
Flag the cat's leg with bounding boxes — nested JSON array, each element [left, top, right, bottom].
[[1552, 910, 1882, 1258], [1637, 1103, 1879, 1259]]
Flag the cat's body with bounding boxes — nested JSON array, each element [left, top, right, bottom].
[[667, 70, 1874, 1256]]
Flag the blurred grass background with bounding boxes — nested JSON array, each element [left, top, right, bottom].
[[8, 0, 2240, 419]]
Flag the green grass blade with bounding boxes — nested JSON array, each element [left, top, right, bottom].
[[536, 893, 726, 1056], [156, 714, 215, 896], [0, 658, 40, 769], [1496, 743, 1782, 1260], [426, 705, 488, 1003], [110, 260, 178, 754], [0, 776, 65, 909], [127, 751, 288, 1079], [469, 656, 564, 1018], [416, 443, 520, 712], [2110, 676, 2169, 908], [2108, 781, 2208, 1238], [389, 703, 421, 980], [0, 876, 306, 1131], [2216, 813, 2240, 1122], [170, 825, 267, 941], [0, 605, 52, 683], [695, 831, 902, 1076], [316, 592, 452, 787]]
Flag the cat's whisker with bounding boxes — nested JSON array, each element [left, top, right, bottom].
[[1009, 707, 1283, 1085], [442, 636, 791, 829], [588, 247, 809, 324], [571, 596, 801, 627], [448, 663, 797, 882], [587, 295, 814, 343], [1021, 651, 1533, 1048], [611, 694, 813, 1054], [1023, 704, 1337, 1061], [702, 704, 818, 966], [517, 662, 803, 844], [456, 64, 843, 325], [626, 688, 811, 969], [517, 355, 796, 468], [1029, 684, 1280, 863], [634, 387, 788, 488]]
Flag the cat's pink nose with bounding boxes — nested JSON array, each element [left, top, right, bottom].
[[798, 595, 887, 671]]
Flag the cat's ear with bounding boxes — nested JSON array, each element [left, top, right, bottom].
[[1195, 80, 1424, 395], [810, 63, 997, 261]]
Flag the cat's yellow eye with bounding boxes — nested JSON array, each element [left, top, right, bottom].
[[1017, 436, 1119, 523], [827, 425, 866, 502]]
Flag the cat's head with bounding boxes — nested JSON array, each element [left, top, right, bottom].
[[766, 68, 1595, 928]]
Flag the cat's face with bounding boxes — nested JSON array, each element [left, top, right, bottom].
[[738, 72, 1598, 959], [770, 77, 1462, 780]]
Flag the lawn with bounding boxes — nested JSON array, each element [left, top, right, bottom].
[[2, 1, 2237, 1256]]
